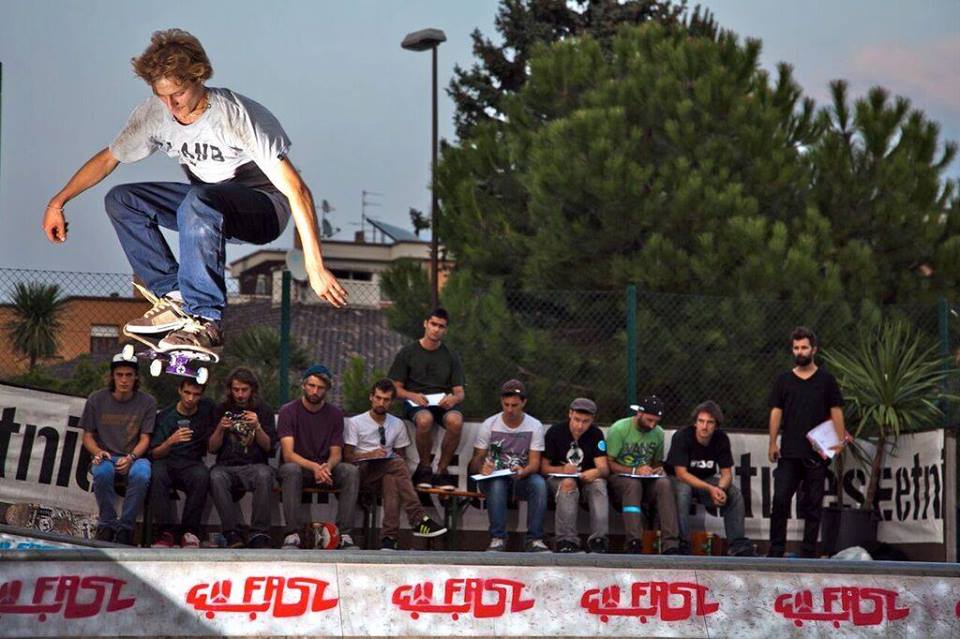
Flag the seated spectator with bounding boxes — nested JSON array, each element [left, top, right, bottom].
[[606, 395, 680, 554], [278, 365, 359, 550], [468, 379, 549, 553], [344, 379, 447, 550], [541, 397, 610, 553], [81, 353, 155, 545], [388, 307, 466, 490], [149, 379, 214, 548], [208, 368, 278, 549], [666, 400, 755, 556]]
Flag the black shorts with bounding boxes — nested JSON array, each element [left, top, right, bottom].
[[404, 403, 462, 427]]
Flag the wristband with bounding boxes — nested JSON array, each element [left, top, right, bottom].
[[128, 453, 138, 461]]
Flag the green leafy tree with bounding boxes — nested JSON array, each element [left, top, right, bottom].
[[379, 258, 431, 339], [5, 282, 68, 371], [341, 356, 388, 415]]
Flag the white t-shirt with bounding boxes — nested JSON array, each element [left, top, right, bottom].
[[110, 87, 292, 227], [345, 411, 411, 455], [474, 412, 545, 469]]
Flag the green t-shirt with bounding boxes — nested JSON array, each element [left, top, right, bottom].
[[388, 341, 465, 394], [605, 417, 664, 467]]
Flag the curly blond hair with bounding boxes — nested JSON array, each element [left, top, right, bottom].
[[131, 28, 213, 85]]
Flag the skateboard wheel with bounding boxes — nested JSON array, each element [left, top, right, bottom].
[[196, 368, 209, 385], [122, 344, 135, 359], [150, 359, 163, 377]]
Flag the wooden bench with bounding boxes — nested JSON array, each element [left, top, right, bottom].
[[417, 487, 484, 551]]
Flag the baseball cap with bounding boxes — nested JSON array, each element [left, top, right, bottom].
[[569, 397, 597, 415], [630, 395, 664, 417], [302, 364, 333, 385], [500, 379, 527, 397], [110, 352, 138, 372]]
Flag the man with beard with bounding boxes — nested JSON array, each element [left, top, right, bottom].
[[208, 368, 278, 548], [343, 379, 447, 550], [81, 353, 156, 545], [606, 395, 680, 554], [149, 379, 215, 549], [278, 365, 359, 549], [768, 327, 846, 558]]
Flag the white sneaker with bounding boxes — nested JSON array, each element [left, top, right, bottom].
[[180, 532, 200, 549], [282, 532, 301, 549], [486, 537, 506, 552], [525, 538, 551, 553], [338, 534, 356, 549]]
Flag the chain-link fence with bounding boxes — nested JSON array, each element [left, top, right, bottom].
[[1, 266, 955, 428]]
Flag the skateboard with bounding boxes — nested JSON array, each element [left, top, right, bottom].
[[122, 329, 218, 385], [3, 502, 99, 539]]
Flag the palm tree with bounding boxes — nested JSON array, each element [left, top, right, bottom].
[[5, 282, 67, 370], [823, 321, 958, 511], [218, 326, 310, 407]]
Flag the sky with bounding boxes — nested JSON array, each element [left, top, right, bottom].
[[0, 0, 957, 275]]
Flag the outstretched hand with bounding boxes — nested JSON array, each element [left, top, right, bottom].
[[307, 265, 347, 308]]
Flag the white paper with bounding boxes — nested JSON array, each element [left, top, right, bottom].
[[806, 419, 842, 459], [470, 469, 515, 481], [617, 472, 665, 479], [406, 392, 446, 408], [548, 473, 581, 478]]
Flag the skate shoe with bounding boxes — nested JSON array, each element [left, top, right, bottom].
[[126, 283, 189, 334]]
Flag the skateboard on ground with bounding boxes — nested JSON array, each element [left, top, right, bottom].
[[122, 329, 219, 385], [3, 502, 99, 539]]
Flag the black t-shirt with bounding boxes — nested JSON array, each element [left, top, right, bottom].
[[543, 421, 607, 472], [388, 341, 465, 394], [665, 426, 733, 480], [769, 368, 844, 458], [151, 398, 216, 462], [212, 399, 278, 466]]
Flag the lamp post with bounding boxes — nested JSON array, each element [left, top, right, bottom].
[[401, 27, 446, 309]]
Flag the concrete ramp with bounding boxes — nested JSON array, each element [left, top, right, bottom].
[[1, 549, 957, 638]]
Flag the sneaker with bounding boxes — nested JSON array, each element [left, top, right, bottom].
[[587, 536, 608, 554], [555, 540, 582, 554], [151, 531, 176, 548], [412, 515, 447, 538], [486, 537, 506, 552], [95, 527, 115, 543], [282, 532, 301, 549], [224, 530, 245, 549], [115, 528, 134, 546], [247, 533, 272, 549], [158, 317, 223, 354], [126, 284, 189, 334], [661, 546, 681, 555], [180, 531, 201, 548], [525, 538, 551, 553], [433, 472, 458, 491], [412, 466, 434, 489], [624, 538, 643, 554], [381, 537, 399, 551], [338, 534, 357, 549], [730, 545, 758, 558]]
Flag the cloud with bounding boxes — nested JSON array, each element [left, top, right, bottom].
[[850, 35, 960, 116]]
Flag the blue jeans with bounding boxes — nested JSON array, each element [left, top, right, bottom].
[[104, 182, 281, 320], [91, 457, 151, 532], [480, 474, 547, 541], [672, 476, 751, 554]]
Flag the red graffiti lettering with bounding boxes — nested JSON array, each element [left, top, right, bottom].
[[774, 587, 910, 628], [392, 578, 535, 620], [185, 576, 337, 620], [580, 582, 718, 623], [0, 576, 134, 621]]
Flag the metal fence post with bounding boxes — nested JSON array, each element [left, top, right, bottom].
[[939, 297, 950, 427], [279, 270, 291, 404], [626, 284, 637, 408]]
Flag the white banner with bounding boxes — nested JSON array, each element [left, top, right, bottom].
[[0, 384, 948, 544]]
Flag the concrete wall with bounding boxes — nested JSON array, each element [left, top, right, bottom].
[[0, 551, 957, 638]]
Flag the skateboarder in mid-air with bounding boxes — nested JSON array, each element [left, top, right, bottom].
[[43, 28, 347, 354]]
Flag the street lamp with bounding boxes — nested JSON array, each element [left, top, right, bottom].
[[401, 27, 446, 309]]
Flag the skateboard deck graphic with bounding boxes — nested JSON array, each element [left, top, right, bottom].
[[122, 329, 218, 384], [3, 503, 99, 539]]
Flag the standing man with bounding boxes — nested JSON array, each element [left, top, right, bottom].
[[148, 379, 215, 549], [541, 398, 610, 553], [277, 365, 359, 550], [666, 401, 755, 556], [343, 379, 447, 550], [768, 326, 846, 558], [81, 353, 155, 545], [468, 380, 549, 553], [389, 308, 465, 490], [606, 395, 680, 554], [43, 28, 346, 354], [208, 368, 277, 549]]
